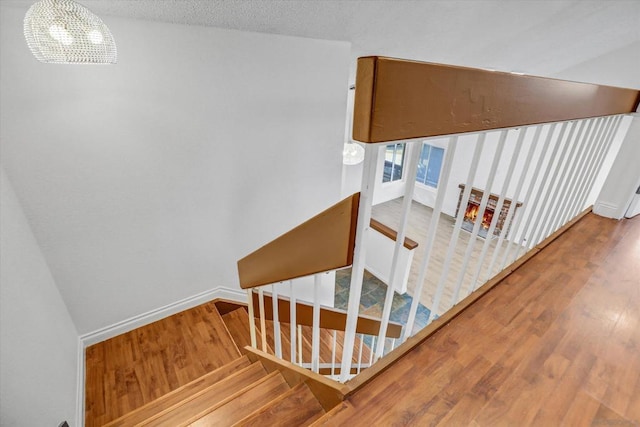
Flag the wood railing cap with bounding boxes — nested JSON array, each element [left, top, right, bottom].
[[369, 218, 419, 250], [353, 56, 640, 143]]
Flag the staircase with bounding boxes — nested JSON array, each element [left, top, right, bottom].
[[89, 301, 349, 427]]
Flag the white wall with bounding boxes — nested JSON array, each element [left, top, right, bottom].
[[1, 169, 79, 427], [594, 114, 640, 219], [553, 41, 640, 90], [0, 5, 350, 335]]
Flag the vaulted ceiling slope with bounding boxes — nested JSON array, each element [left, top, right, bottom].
[[4, 0, 640, 87]]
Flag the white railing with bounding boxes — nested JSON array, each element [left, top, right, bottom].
[[244, 278, 398, 381], [239, 113, 629, 384], [338, 113, 627, 382]]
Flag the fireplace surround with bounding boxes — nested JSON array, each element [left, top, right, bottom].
[[455, 184, 522, 239]]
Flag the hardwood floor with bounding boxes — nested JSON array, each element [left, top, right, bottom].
[[322, 213, 640, 426], [85, 212, 640, 426], [85, 301, 241, 426], [372, 198, 523, 316]]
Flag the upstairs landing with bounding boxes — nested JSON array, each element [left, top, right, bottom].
[[319, 213, 640, 426]]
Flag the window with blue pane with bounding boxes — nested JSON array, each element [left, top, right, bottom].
[[383, 143, 405, 183], [416, 144, 444, 188]]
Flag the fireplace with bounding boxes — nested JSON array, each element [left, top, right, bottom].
[[456, 184, 522, 239]]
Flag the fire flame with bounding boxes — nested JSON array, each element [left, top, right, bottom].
[[464, 203, 493, 229]]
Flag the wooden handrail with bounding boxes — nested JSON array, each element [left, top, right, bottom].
[[238, 193, 360, 289], [251, 292, 403, 339], [353, 56, 640, 143], [370, 218, 419, 250]]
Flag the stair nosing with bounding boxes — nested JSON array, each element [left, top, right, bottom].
[[102, 355, 251, 427], [230, 381, 323, 427], [176, 369, 285, 427], [138, 362, 268, 426]]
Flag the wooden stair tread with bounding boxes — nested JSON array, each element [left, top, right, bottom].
[[141, 362, 268, 426], [232, 382, 326, 427], [86, 301, 243, 427], [222, 308, 274, 355], [103, 355, 252, 426], [308, 402, 350, 426], [188, 371, 291, 426]]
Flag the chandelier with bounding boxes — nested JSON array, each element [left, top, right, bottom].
[[24, 0, 117, 64]]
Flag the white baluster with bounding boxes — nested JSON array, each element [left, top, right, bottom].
[[376, 139, 421, 360], [340, 143, 379, 382], [503, 123, 556, 266], [246, 289, 257, 348], [488, 126, 540, 276], [469, 128, 525, 294], [559, 119, 599, 225], [537, 121, 581, 240], [356, 334, 364, 374], [257, 288, 267, 352], [531, 121, 578, 247], [451, 130, 507, 306], [289, 280, 296, 364], [404, 136, 458, 339], [575, 116, 622, 213], [511, 122, 568, 262], [311, 274, 321, 373], [331, 330, 337, 377], [427, 135, 484, 324], [298, 324, 303, 365], [271, 283, 282, 359]]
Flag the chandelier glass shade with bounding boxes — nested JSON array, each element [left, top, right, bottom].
[[24, 0, 117, 64], [342, 141, 365, 165]]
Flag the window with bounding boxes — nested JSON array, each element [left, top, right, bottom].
[[383, 143, 405, 183], [416, 143, 444, 188]]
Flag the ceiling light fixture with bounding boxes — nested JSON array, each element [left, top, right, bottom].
[[24, 0, 117, 64], [342, 140, 365, 165]]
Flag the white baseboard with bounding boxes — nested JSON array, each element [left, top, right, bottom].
[[75, 286, 246, 426], [593, 201, 622, 219], [79, 286, 246, 347]]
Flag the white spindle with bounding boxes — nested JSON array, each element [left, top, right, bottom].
[[375, 139, 421, 360], [575, 116, 622, 213], [311, 274, 321, 373], [427, 135, 484, 324], [451, 130, 507, 306], [550, 119, 593, 230], [500, 123, 556, 268], [246, 289, 257, 348], [488, 126, 540, 276], [369, 336, 376, 365], [257, 288, 267, 352], [403, 136, 458, 339], [531, 121, 578, 247], [565, 117, 608, 219], [537, 121, 581, 240], [511, 122, 568, 261], [469, 128, 525, 294], [356, 334, 364, 374], [340, 143, 379, 382], [331, 330, 337, 377], [297, 324, 303, 365], [289, 280, 296, 364], [559, 118, 600, 225], [271, 283, 282, 359]]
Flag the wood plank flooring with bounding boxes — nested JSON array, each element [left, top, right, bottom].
[[85, 301, 241, 426], [321, 213, 640, 426], [372, 198, 523, 316]]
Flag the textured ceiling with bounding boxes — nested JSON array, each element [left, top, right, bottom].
[[4, 0, 640, 84]]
